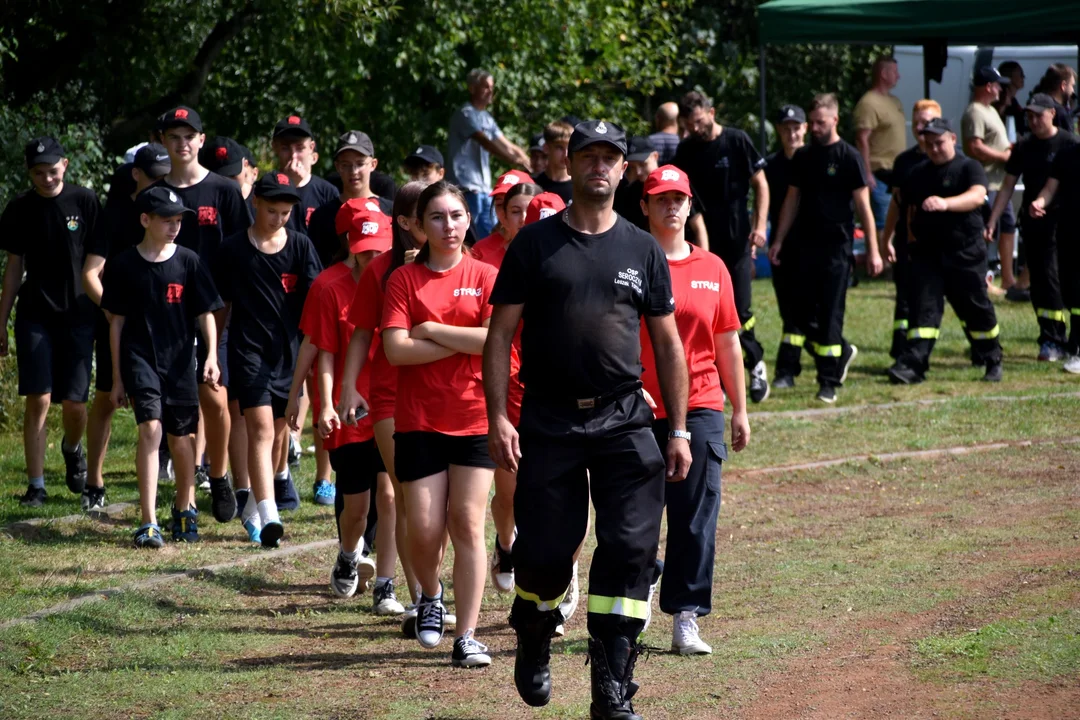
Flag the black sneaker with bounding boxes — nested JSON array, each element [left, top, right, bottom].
[[234, 488, 250, 521], [1005, 286, 1031, 302], [209, 475, 237, 522], [19, 485, 47, 507], [195, 465, 210, 491], [839, 344, 858, 385], [772, 374, 795, 389], [451, 630, 492, 668], [982, 361, 1003, 383], [81, 486, 107, 512], [416, 589, 446, 648], [490, 534, 515, 593], [62, 443, 87, 494], [816, 386, 837, 404], [749, 360, 770, 403], [261, 521, 284, 548], [887, 364, 923, 385], [274, 472, 300, 512]]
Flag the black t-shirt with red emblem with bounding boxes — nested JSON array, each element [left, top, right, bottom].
[[100, 245, 222, 403], [159, 172, 251, 266], [213, 229, 322, 396]]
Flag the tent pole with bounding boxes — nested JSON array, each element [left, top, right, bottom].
[[759, 40, 768, 151]]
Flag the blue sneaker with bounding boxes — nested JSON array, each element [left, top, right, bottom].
[[313, 479, 336, 506], [133, 523, 164, 549], [243, 516, 262, 544], [171, 506, 200, 543], [274, 472, 300, 512], [261, 521, 284, 548]]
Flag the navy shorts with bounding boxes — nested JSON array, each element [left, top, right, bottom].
[[328, 439, 386, 494], [394, 431, 494, 482], [14, 301, 94, 402]]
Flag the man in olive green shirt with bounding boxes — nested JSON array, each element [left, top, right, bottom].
[[962, 66, 1018, 289], [854, 56, 906, 230]]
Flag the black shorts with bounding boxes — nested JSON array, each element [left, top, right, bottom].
[[236, 387, 289, 418], [94, 313, 113, 393], [130, 391, 198, 436], [394, 431, 495, 482], [14, 303, 94, 402], [196, 333, 229, 387], [328, 439, 386, 494]]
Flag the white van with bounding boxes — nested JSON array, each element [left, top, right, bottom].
[[893, 45, 1077, 142]]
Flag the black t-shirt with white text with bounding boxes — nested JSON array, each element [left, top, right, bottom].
[[672, 128, 765, 249], [100, 245, 222, 404], [533, 172, 574, 205], [902, 155, 989, 249], [159, 172, 251, 265], [306, 195, 393, 268], [214, 229, 322, 396], [286, 174, 340, 234], [789, 139, 867, 246], [490, 214, 674, 399], [1004, 130, 1079, 214], [0, 183, 102, 318]]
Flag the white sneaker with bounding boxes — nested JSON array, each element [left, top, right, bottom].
[[642, 561, 662, 633], [372, 581, 406, 615], [356, 555, 376, 593], [558, 562, 579, 622], [1064, 354, 1080, 374], [672, 611, 712, 655], [553, 623, 566, 637], [490, 536, 515, 593]]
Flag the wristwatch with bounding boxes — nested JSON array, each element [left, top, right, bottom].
[[668, 429, 692, 442]]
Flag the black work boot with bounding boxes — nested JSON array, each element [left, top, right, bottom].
[[588, 637, 643, 720], [508, 600, 562, 707]]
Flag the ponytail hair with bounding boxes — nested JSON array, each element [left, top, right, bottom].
[[383, 180, 430, 288], [414, 180, 470, 266]]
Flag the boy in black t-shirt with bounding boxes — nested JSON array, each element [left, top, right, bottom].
[[532, 121, 574, 204], [214, 172, 321, 548], [102, 187, 223, 547], [157, 106, 250, 522], [272, 115, 340, 234], [81, 143, 171, 512], [889, 118, 1003, 384], [0, 137, 102, 507], [769, 94, 883, 404]]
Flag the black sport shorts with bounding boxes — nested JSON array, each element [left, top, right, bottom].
[[15, 303, 94, 402], [129, 391, 198, 436], [235, 385, 289, 418], [327, 439, 386, 495], [393, 431, 495, 482]]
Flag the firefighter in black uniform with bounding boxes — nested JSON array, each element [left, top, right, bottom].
[[888, 117, 1004, 383], [764, 105, 808, 387], [484, 121, 691, 720]]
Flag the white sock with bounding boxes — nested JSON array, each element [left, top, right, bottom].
[[241, 491, 261, 526], [274, 470, 288, 481], [257, 499, 280, 526], [29, 476, 45, 490]]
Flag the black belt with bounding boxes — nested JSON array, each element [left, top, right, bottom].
[[873, 168, 893, 184], [527, 382, 642, 410]]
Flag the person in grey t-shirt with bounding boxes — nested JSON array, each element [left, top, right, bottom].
[[446, 69, 531, 237]]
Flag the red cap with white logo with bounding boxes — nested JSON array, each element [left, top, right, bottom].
[[335, 197, 385, 235], [489, 169, 534, 197], [525, 192, 567, 225], [347, 208, 393, 254], [643, 164, 693, 198]]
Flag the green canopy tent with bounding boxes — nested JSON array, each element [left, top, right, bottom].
[[754, 0, 1080, 147]]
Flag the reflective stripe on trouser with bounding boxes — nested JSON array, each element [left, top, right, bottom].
[[587, 595, 649, 620], [896, 242, 1002, 374], [781, 333, 806, 347], [513, 391, 666, 638], [893, 319, 909, 331], [1057, 223, 1080, 354], [810, 342, 842, 357], [1023, 218, 1067, 347], [514, 585, 567, 613], [800, 247, 852, 388], [1037, 309, 1066, 321], [772, 253, 806, 378]]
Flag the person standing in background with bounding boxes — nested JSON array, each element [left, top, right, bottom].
[[649, 102, 682, 164], [853, 56, 906, 233]]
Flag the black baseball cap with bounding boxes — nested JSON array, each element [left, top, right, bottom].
[[569, 120, 628, 156], [200, 136, 244, 177], [25, 137, 65, 168], [335, 130, 375, 158], [273, 115, 313, 140], [1026, 93, 1057, 113], [253, 171, 301, 203], [405, 144, 443, 167], [776, 104, 807, 124], [157, 106, 203, 133], [133, 143, 171, 178], [239, 144, 257, 167], [974, 66, 1009, 87], [529, 133, 546, 152], [921, 117, 954, 135], [626, 136, 657, 162], [136, 186, 193, 217]]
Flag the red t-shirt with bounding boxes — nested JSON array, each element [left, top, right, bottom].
[[471, 232, 507, 268], [347, 251, 397, 423], [640, 245, 740, 419], [381, 254, 496, 435], [306, 269, 377, 449], [299, 262, 352, 417], [472, 235, 524, 425]]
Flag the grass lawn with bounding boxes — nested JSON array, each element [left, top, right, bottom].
[[0, 278, 1077, 719]]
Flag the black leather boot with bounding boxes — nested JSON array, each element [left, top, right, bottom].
[[508, 600, 562, 707], [588, 637, 643, 720]]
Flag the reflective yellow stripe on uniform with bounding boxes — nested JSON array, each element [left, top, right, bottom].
[[781, 333, 806, 347], [893, 319, 909, 331], [1037, 309, 1066, 321], [968, 325, 1000, 340], [809, 342, 842, 357], [1071, 308, 1080, 316], [515, 585, 566, 613], [906, 327, 940, 340], [740, 316, 757, 333], [587, 594, 649, 620]]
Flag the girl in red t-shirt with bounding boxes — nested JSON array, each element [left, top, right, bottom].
[[381, 181, 497, 668], [638, 165, 751, 656]]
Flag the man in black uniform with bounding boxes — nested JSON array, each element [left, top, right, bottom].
[[485, 120, 691, 720], [271, 115, 340, 234], [764, 105, 808, 387], [0, 137, 102, 506], [81, 143, 171, 512], [988, 94, 1079, 361], [769, 93, 883, 404], [673, 91, 771, 402], [888, 118, 1003, 384]]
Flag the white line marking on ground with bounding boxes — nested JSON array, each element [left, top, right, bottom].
[[746, 391, 1080, 420]]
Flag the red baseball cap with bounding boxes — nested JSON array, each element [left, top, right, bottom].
[[335, 197, 387, 235], [643, 165, 693, 198], [347, 208, 393, 254], [490, 169, 534, 197], [525, 192, 566, 225]]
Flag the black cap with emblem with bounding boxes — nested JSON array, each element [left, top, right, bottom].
[[157, 106, 203, 133], [335, 130, 375, 158], [136, 186, 193, 217], [569, 120, 628, 156], [776, 104, 807, 125], [25, 137, 65, 168], [199, 136, 244, 177], [405, 144, 444, 167], [273, 114, 314, 140], [921, 117, 954, 135], [133, 143, 172, 179]]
